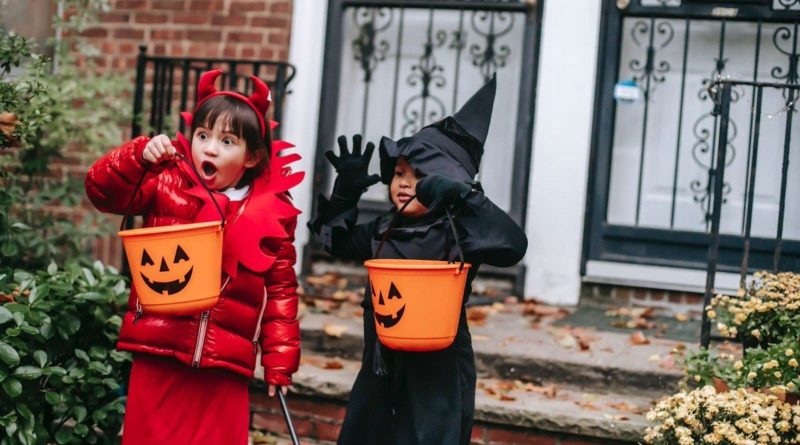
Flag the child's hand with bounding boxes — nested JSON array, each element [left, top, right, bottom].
[[325, 134, 381, 196], [416, 175, 472, 213], [141, 134, 177, 164], [268, 384, 289, 397]]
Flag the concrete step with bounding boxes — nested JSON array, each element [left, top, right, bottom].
[[298, 302, 686, 398], [276, 354, 654, 444]]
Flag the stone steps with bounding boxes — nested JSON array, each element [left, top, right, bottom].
[[299, 307, 686, 398], [275, 354, 654, 444]]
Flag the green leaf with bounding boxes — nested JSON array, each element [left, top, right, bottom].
[[19, 325, 38, 335], [74, 349, 89, 362], [15, 404, 32, 421], [75, 292, 104, 302], [54, 429, 72, 444], [0, 307, 11, 325], [47, 262, 57, 274], [74, 423, 88, 437], [42, 366, 66, 376], [28, 284, 48, 304], [0, 341, 20, 366], [2, 378, 22, 397], [5, 422, 17, 438], [14, 270, 33, 283], [1, 243, 17, 257], [12, 312, 23, 326], [0, 369, 6, 383], [72, 406, 87, 422], [44, 391, 61, 405], [81, 268, 96, 286], [13, 366, 42, 380], [32, 350, 46, 368]]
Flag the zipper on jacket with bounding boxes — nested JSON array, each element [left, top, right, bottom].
[[192, 311, 210, 367], [191, 277, 231, 367], [251, 287, 268, 354], [133, 299, 143, 325]]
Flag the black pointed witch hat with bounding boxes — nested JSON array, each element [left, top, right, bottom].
[[378, 74, 497, 184]]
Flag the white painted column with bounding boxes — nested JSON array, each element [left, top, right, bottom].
[[283, 0, 328, 273], [524, 1, 602, 305]]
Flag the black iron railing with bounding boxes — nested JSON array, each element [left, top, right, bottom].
[[308, 0, 541, 298], [586, 0, 800, 280], [131, 45, 296, 140], [700, 78, 799, 348]]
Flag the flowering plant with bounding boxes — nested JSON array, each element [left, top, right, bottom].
[[707, 272, 800, 346], [644, 386, 800, 445]]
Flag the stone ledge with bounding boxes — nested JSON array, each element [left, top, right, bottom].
[[260, 355, 651, 444], [298, 309, 684, 396]]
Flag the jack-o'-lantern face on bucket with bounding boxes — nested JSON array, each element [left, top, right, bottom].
[[372, 281, 406, 328], [139, 245, 194, 295]]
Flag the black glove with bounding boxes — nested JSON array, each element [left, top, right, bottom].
[[415, 175, 472, 213], [326, 134, 381, 199]]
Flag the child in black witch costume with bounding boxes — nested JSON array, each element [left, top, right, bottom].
[[309, 76, 527, 445]]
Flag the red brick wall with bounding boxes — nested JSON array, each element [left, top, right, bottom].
[[77, 0, 293, 71]]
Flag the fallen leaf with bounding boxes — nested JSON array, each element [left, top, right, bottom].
[[607, 402, 647, 415], [558, 332, 578, 349], [499, 394, 516, 402], [323, 324, 348, 338], [306, 273, 341, 287], [522, 302, 569, 320], [575, 400, 600, 411], [324, 360, 344, 370], [648, 354, 661, 363], [603, 413, 630, 421], [472, 334, 490, 342], [629, 331, 650, 345], [675, 313, 689, 322], [467, 307, 491, 326]]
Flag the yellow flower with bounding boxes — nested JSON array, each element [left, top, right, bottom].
[[748, 372, 758, 380], [707, 309, 717, 319], [790, 359, 798, 368], [787, 349, 794, 357], [734, 360, 744, 370]]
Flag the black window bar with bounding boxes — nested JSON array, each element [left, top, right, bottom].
[[700, 78, 798, 349], [131, 45, 296, 141]]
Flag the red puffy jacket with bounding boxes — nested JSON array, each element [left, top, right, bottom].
[[85, 136, 301, 385]]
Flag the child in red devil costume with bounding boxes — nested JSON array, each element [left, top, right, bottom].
[[85, 70, 304, 445]]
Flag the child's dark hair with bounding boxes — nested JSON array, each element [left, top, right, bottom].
[[191, 95, 271, 184]]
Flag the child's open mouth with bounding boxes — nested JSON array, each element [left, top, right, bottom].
[[201, 161, 217, 178]]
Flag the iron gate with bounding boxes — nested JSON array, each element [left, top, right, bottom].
[[308, 0, 541, 296], [585, 0, 800, 278]]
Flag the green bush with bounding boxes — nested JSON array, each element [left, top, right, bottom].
[[0, 261, 131, 445], [1, 2, 134, 443]]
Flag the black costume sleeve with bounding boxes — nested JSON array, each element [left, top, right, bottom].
[[308, 194, 376, 263], [455, 190, 527, 267]]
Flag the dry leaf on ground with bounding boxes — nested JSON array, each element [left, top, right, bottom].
[[522, 301, 570, 321], [575, 400, 600, 411], [467, 306, 491, 326], [606, 402, 647, 415], [629, 331, 650, 345], [323, 324, 348, 338], [306, 273, 340, 286]]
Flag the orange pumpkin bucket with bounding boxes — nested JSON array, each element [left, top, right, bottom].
[[118, 153, 226, 316], [365, 200, 471, 352]]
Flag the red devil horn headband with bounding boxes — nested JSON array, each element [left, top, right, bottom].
[[195, 69, 271, 137]]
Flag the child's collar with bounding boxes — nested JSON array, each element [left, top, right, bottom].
[[219, 184, 250, 201]]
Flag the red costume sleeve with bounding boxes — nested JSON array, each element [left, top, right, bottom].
[[259, 213, 301, 386], [84, 136, 156, 215]]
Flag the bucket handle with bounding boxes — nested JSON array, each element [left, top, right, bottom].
[[375, 196, 467, 274], [119, 152, 226, 231]]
